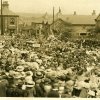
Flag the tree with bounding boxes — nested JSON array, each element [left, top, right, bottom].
[[87, 27, 96, 38], [59, 28, 73, 42]]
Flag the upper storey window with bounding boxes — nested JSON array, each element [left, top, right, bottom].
[[10, 18, 15, 25]]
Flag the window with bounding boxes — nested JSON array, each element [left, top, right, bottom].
[[10, 18, 15, 25]]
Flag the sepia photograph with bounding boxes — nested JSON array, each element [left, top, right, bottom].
[[0, 0, 100, 98]]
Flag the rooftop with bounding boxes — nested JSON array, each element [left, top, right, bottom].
[[31, 14, 97, 25], [0, 1, 18, 16]]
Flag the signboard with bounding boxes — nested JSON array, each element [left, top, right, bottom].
[[26, 41, 34, 44], [32, 44, 40, 47]]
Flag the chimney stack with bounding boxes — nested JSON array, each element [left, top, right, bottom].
[[73, 11, 76, 15], [92, 10, 96, 15], [59, 7, 61, 13], [2, 1, 9, 10]]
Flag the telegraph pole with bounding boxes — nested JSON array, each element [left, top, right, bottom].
[[1, 0, 3, 35], [53, 6, 54, 30]]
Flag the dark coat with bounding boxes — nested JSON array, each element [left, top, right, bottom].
[[26, 87, 36, 97], [34, 85, 44, 97], [6, 87, 28, 97], [79, 88, 88, 98], [14, 88, 27, 97], [0, 79, 8, 97], [6, 87, 16, 97], [47, 89, 59, 98], [72, 88, 81, 97]]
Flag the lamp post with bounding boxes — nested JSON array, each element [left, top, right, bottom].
[[1, 0, 3, 35]]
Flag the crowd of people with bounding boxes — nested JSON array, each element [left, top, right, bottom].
[[0, 35, 100, 98]]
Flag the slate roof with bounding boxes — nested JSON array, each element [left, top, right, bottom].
[[31, 13, 97, 25], [0, 10, 18, 17], [63, 15, 97, 25], [95, 14, 100, 21], [31, 12, 53, 24]]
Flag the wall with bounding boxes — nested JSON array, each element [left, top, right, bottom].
[[71, 25, 95, 38], [95, 20, 100, 32], [0, 16, 19, 35]]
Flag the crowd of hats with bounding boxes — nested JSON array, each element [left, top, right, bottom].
[[0, 37, 100, 97]]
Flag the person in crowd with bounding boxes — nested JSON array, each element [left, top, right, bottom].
[[0, 35, 99, 98], [0, 76, 8, 97], [47, 82, 59, 97]]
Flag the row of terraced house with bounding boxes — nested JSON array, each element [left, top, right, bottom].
[[0, 1, 100, 38]]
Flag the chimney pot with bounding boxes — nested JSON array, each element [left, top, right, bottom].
[[74, 11, 76, 15], [92, 10, 96, 15], [2, 1, 9, 9]]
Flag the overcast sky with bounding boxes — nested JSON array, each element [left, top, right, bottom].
[[6, 0, 100, 15]]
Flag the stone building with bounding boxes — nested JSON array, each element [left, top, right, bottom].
[[0, 1, 19, 35], [30, 8, 97, 38], [53, 9, 97, 38], [95, 13, 100, 32]]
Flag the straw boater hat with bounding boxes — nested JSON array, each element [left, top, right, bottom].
[[40, 66, 45, 70], [34, 71, 44, 79], [20, 50, 29, 54], [26, 62, 39, 70], [16, 66, 24, 72], [57, 67, 62, 71], [26, 80, 35, 88], [35, 59, 42, 65], [42, 78, 51, 84], [8, 70, 16, 77], [13, 72, 23, 79], [25, 71, 33, 77], [45, 69, 56, 78], [46, 68, 52, 73]]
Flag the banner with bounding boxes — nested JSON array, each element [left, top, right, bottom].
[[32, 44, 40, 47]]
